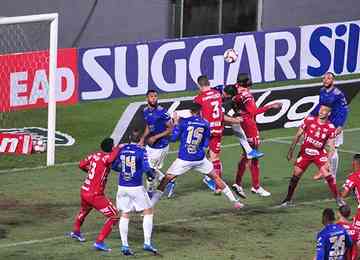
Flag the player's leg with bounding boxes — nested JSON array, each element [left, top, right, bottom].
[[208, 135, 223, 194], [232, 154, 248, 199], [232, 124, 264, 159], [280, 165, 305, 205], [92, 195, 119, 252], [331, 131, 343, 180], [70, 193, 92, 242]]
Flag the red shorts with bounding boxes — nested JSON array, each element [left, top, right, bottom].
[[209, 135, 222, 154], [80, 192, 118, 218], [295, 151, 328, 171]]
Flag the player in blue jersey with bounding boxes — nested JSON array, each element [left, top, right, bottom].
[[150, 102, 244, 209], [139, 89, 176, 197], [112, 129, 157, 256], [315, 208, 352, 260], [311, 72, 349, 181]]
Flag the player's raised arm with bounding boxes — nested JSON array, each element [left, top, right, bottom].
[[169, 113, 182, 142], [287, 127, 304, 161], [79, 154, 91, 172]]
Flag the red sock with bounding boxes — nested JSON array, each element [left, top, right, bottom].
[[236, 157, 247, 186], [96, 218, 118, 243], [213, 160, 222, 190], [73, 207, 92, 233], [250, 159, 260, 189], [325, 175, 339, 198]]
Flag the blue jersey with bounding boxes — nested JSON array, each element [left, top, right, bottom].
[[315, 223, 352, 260], [112, 144, 152, 187], [310, 87, 349, 128], [143, 105, 171, 149], [170, 115, 211, 161]]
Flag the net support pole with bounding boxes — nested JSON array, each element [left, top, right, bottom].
[[47, 14, 58, 166]]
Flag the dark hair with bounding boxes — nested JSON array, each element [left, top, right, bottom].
[[146, 89, 158, 96], [237, 73, 252, 86], [339, 205, 351, 219], [101, 138, 114, 152], [353, 154, 360, 163], [223, 84, 237, 97], [189, 102, 202, 114], [197, 75, 210, 87], [322, 208, 335, 223], [129, 129, 141, 143], [325, 72, 335, 78]]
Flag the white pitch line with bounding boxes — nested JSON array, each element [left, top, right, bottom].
[[1, 128, 359, 174], [0, 197, 337, 249]]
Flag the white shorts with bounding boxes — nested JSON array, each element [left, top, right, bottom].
[[116, 186, 151, 213], [335, 131, 344, 147], [167, 158, 213, 176], [146, 145, 169, 169]]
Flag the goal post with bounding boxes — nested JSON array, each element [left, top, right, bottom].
[[0, 13, 58, 166]]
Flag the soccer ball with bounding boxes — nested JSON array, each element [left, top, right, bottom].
[[223, 48, 238, 63], [32, 139, 47, 153]]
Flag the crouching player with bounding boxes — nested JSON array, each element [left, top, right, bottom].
[[69, 138, 120, 252], [280, 105, 344, 207], [112, 129, 158, 256], [150, 102, 243, 209]]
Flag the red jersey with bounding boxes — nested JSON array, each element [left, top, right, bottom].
[[344, 170, 360, 208], [79, 148, 119, 195], [194, 89, 224, 136], [337, 220, 360, 260], [300, 116, 336, 156]]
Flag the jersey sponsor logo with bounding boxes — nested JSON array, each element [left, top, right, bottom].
[[304, 148, 320, 156], [0, 127, 75, 146]]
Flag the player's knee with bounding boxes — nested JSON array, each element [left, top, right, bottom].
[[143, 208, 153, 215]]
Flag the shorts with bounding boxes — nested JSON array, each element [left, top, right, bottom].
[[167, 157, 213, 176], [209, 135, 222, 154], [116, 186, 151, 213], [146, 145, 169, 169], [335, 131, 344, 147], [295, 150, 328, 171], [80, 192, 118, 218]]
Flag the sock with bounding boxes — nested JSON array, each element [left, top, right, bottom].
[[222, 185, 238, 203], [96, 217, 118, 243], [233, 125, 252, 154], [250, 159, 260, 189], [330, 149, 339, 180], [73, 207, 91, 233], [213, 160, 222, 190], [235, 157, 247, 186], [150, 190, 163, 206], [143, 214, 153, 245], [284, 175, 300, 202], [119, 217, 129, 247], [325, 175, 339, 198]]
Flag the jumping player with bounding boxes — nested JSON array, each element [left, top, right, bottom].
[[140, 89, 175, 197], [310, 72, 349, 181], [69, 138, 120, 252], [280, 105, 344, 207], [112, 129, 157, 256], [150, 102, 243, 209], [231, 74, 280, 198], [315, 208, 352, 260]]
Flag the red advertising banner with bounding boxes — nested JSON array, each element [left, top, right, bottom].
[[0, 48, 78, 112], [0, 133, 33, 155]]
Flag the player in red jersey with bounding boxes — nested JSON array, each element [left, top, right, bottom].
[[341, 154, 360, 227], [231, 74, 281, 198], [337, 205, 360, 260], [280, 105, 344, 207], [68, 138, 120, 252]]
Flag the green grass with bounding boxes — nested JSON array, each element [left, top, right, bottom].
[[0, 75, 360, 259]]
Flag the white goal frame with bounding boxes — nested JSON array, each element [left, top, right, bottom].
[[0, 13, 59, 166]]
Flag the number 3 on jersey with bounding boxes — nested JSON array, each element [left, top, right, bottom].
[[211, 101, 220, 119]]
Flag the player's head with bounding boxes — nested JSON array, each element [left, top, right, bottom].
[[189, 102, 202, 115], [197, 75, 210, 89], [338, 205, 351, 220], [223, 84, 237, 98], [101, 138, 114, 153], [322, 208, 336, 225], [129, 129, 141, 143], [323, 72, 335, 88], [236, 73, 252, 88], [352, 153, 360, 171], [318, 105, 331, 120], [146, 89, 158, 107]]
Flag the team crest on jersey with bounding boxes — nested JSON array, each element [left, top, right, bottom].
[[0, 127, 75, 146]]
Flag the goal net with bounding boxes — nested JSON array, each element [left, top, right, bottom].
[[0, 14, 58, 169]]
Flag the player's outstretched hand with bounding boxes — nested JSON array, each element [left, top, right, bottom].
[[147, 136, 157, 145], [172, 112, 180, 125]]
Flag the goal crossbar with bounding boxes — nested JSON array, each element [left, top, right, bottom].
[[0, 13, 59, 166]]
